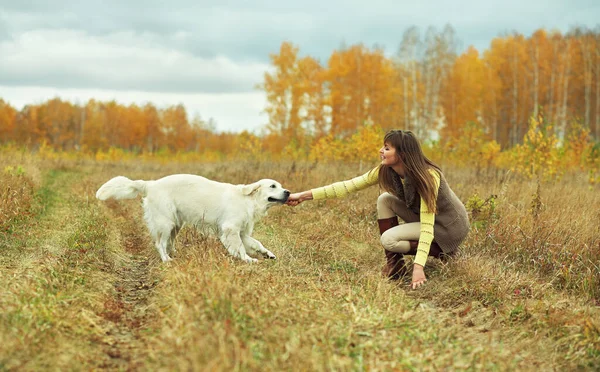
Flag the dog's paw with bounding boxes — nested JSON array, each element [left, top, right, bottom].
[[243, 256, 259, 263]]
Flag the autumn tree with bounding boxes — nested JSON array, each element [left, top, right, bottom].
[[161, 104, 192, 151], [484, 34, 530, 146], [78, 100, 100, 151], [297, 56, 328, 138], [395, 25, 457, 139], [396, 26, 423, 134], [422, 25, 458, 135], [0, 100, 17, 143], [568, 27, 599, 138], [143, 103, 163, 152], [328, 44, 400, 137], [440, 46, 493, 140], [261, 42, 327, 144]]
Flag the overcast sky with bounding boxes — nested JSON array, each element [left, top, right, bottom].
[[1, 0, 598, 133]]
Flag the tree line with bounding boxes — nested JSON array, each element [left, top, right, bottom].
[[0, 99, 242, 153], [262, 25, 600, 148], [0, 25, 599, 154]]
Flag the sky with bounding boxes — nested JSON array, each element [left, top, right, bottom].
[[1, 0, 599, 133]]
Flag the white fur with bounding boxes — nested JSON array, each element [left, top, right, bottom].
[[96, 174, 289, 263]]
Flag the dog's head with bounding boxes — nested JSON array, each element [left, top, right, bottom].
[[242, 179, 290, 206]]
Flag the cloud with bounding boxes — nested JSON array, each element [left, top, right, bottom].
[[0, 29, 271, 93], [3, 1, 597, 66], [0, 1, 324, 60]]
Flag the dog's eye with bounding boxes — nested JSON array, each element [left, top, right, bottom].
[[270, 184, 276, 188]]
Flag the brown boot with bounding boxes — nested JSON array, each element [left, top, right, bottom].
[[378, 217, 405, 280], [383, 250, 407, 280]]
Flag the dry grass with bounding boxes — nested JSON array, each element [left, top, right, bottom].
[[0, 150, 41, 235], [1, 150, 599, 371]]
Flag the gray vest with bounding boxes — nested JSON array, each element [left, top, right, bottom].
[[395, 171, 470, 253]]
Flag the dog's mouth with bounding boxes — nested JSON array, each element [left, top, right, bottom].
[[268, 196, 288, 203], [268, 190, 290, 203]]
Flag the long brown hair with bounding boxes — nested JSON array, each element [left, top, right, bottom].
[[378, 130, 441, 213]]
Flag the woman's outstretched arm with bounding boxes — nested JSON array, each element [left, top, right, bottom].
[[286, 166, 380, 207]]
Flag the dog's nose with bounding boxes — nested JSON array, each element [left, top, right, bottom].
[[284, 190, 290, 196]]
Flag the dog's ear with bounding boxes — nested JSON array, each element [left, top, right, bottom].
[[242, 182, 261, 196]]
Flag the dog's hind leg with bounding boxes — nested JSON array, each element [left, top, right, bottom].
[[150, 221, 173, 262], [241, 235, 276, 259], [154, 232, 172, 262], [219, 225, 258, 263], [143, 199, 175, 262]]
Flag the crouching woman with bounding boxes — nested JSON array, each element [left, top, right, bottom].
[[286, 129, 470, 289]]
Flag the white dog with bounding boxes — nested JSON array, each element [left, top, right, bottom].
[[95, 174, 290, 263]]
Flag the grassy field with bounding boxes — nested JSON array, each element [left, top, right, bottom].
[[1, 150, 599, 371]]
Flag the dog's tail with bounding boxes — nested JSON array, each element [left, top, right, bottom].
[[96, 176, 148, 201]]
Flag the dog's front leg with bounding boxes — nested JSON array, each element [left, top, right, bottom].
[[241, 235, 276, 259], [219, 226, 258, 263]]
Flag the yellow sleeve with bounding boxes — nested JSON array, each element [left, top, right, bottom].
[[413, 169, 441, 267], [312, 166, 380, 200]]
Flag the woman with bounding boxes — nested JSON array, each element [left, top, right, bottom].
[[286, 130, 469, 289]]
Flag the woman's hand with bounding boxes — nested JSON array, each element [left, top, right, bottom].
[[286, 193, 302, 206], [411, 264, 427, 289], [285, 191, 313, 207]]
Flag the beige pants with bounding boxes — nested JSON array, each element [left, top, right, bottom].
[[377, 192, 420, 254]]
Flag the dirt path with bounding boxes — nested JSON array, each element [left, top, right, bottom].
[[96, 199, 158, 370], [1, 168, 161, 370]]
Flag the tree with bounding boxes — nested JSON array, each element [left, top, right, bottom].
[[396, 26, 423, 134], [440, 46, 491, 140], [162, 104, 191, 151], [0, 99, 17, 143], [261, 42, 304, 140], [328, 44, 399, 137]]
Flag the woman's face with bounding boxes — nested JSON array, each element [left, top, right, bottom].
[[379, 142, 400, 167]]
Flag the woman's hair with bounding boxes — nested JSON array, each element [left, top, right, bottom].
[[378, 130, 441, 213]]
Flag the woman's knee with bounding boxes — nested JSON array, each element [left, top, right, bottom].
[[377, 193, 397, 218], [379, 230, 394, 251], [377, 192, 395, 206], [380, 230, 409, 253], [380, 230, 395, 251], [380, 232, 411, 253]]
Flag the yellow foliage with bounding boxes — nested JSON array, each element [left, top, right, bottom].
[[507, 115, 563, 181], [95, 147, 131, 162], [481, 141, 502, 166], [306, 124, 384, 163], [584, 143, 600, 186], [346, 124, 384, 163], [235, 132, 266, 162], [2, 116, 598, 186], [565, 122, 592, 169], [281, 141, 308, 162], [308, 134, 345, 162], [440, 121, 500, 170]]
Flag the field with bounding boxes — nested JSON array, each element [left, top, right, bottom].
[[1, 149, 599, 371]]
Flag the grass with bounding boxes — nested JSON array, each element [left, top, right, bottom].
[[0, 150, 599, 371]]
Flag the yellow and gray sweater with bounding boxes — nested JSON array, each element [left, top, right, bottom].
[[311, 166, 441, 267]]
